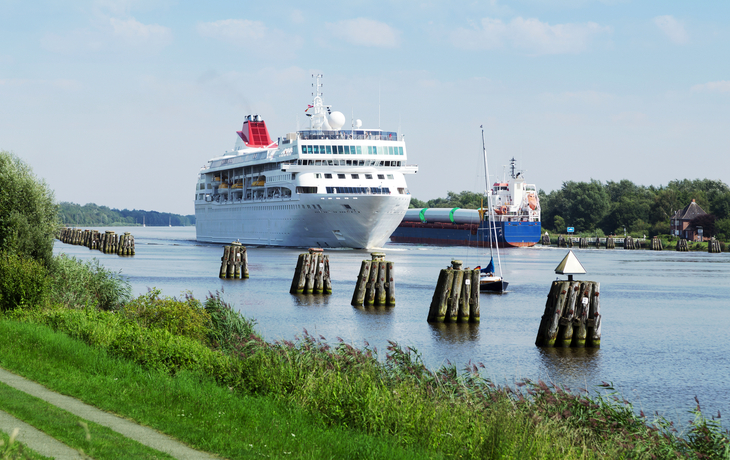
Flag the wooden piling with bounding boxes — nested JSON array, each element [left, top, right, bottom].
[[541, 233, 551, 245], [676, 239, 689, 251], [351, 260, 372, 305], [385, 262, 395, 306], [448, 263, 464, 323], [579, 238, 588, 249], [427, 260, 480, 323], [651, 236, 663, 250], [624, 236, 634, 249], [709, 238, 722, 253], [289, 248, 330, 295], [605, 237, 615, 249], [558, 236, 567, 248], [586, 284, 601, 347], [427, 269, 453, 322], [536, 280, 600, 348]]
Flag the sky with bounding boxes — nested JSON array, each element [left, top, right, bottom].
[[1, 0, 729, 215]]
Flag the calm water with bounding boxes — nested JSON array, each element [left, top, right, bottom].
[[54, 227, 730, 426]]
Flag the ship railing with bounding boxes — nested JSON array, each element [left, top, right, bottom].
[[297, 130, 401, 141]]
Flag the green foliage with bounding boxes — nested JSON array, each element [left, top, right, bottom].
[[0, 252, 48, 312], [47, 255, 131, 311], [203, 291, 257, 351], [121, 289, 211, 342], [410, 191, 486, 210], [58, 202, 195, 227], [0, 151, 59, 266]]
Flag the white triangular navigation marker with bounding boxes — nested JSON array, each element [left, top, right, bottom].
[[555, 250, 586, 275]]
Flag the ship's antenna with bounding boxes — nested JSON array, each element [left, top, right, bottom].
[[378, 80, 381, 129]]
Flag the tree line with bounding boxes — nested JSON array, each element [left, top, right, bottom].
[[58, 202, 196, 227], [411, 178, 730, 239]]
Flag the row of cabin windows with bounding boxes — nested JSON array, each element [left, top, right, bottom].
[[325, 187, 391, 195], [296, 159, 401, 167], [316, 173, 393, 180], [301, 145, 404, 155]]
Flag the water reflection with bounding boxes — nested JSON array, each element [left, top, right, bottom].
[[429, 322, 481, 343], [536, 346, 602, 387], [353, 305, 396, 316], [291, 294, 332, 307]]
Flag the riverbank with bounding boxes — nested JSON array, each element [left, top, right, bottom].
[[2, 295, 728, 459]]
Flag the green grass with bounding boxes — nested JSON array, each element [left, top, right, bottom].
[[3, 292, 729, 459], [0, 382, 172, 459], [0, 319, 442, 460], [0, 430, 51, 460]]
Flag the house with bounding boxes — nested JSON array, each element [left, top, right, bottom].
[[670, 199, 708, 241]]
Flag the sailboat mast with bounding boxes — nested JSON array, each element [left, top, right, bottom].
[[481, 127, 503, 278]]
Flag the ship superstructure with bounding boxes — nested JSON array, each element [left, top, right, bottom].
[[194, 75, 418, 248]]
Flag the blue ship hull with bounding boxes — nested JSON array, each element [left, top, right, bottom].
[[390, 220, 541, 248]]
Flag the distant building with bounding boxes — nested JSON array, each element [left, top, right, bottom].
[[671, 199, 708, 241]]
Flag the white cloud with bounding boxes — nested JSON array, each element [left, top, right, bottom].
[[326, 18, 400, 48], [197, 19, 267, 42], [451, 16, 611, 54], [691, 81, 730, 93], [109, 17, 172, 47], [653, 15, 688, 44]]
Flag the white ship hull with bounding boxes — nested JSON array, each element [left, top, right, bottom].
[[196, 194, 410, 248]]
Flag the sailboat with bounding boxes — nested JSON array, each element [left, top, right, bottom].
[[478, 127, 508, 292]]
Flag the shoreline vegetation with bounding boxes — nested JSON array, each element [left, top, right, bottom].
[[3, 150, 730, 457], [58, 202, 195, 227], [3, 288, 730, 459]]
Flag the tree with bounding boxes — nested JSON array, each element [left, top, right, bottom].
[[0, 151, 59, 266]]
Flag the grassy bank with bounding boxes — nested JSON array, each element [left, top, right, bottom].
[[0, 319, 438, 459], [3, 291, 729, 459]]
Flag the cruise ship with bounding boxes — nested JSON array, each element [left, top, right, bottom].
[[194, 76, 418, 248]]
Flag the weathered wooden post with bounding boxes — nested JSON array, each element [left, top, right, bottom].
[[536, 251, 600, 348], [350, 258, 371, 305], [557, 235, 567, 248], [351, 253, 392, 306], [605, 237, 615, 249], [290, 248, 330, 295], [709, 238, 722, 253], [677, 239, 689, 251], [579, 237, 588, 249], [219, 245, 231, 278], [624, 236, 634, 249], [541, 232, 551, 246], [651, 237, 663, 250], [427, 260, 479, 323]]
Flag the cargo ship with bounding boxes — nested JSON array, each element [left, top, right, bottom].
[[389, 158, 541, 248]]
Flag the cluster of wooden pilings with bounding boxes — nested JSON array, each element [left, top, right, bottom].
[[290, 248, 332, 294], [58, 228, 135, 255], [219, 243, 248, 279], [676, 239, 689, 251], [605, 237, 615, 249], [709, 238, 722, 253], [351, 253, 394, 306], [650, 236, 663, 250], [427, 260, 480, 323], [535, 280, 601, 348]]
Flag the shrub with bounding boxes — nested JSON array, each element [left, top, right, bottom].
[[121, 289, 211, 342], [47, 255, 131, 310], [0, 251, 48, 312], [0, 151, 59, 266], [203, 291, 258, 350]]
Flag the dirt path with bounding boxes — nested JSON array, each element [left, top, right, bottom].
[[0, 367, 217, 459]]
